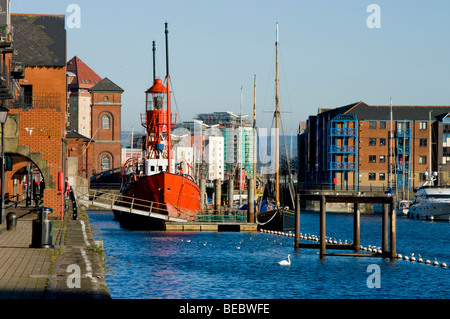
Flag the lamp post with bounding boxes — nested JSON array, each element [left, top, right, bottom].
[[0, 105, 9, 224]]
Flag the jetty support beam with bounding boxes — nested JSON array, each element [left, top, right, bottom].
[[294, 193, 300, 250]]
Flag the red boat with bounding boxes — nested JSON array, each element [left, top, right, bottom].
[[118, 23, 201, 229]]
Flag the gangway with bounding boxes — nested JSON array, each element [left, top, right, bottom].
[[74, 188, 190, 223]]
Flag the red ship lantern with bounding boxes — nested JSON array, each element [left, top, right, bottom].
[[143, 78, 177, 173]]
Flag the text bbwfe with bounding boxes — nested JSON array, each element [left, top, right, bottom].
[[179, 303, 270, 316]]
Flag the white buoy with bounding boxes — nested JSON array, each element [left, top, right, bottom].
[[425, 259, 431, 265], [417, 254, 423, 263], [440, 262, 447, 268], [403, 255, 409, 261], [410, 253, 416, 262], [397, 254, 402, 259], [433, 258, 439, 266]]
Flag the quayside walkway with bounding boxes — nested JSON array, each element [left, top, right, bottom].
[[0, 202, 110, 299]]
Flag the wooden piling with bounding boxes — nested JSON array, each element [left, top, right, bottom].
[[228, 179, 234, 209], [214, 179, 221, 213], [353, 202, 360, 252], [295, 193, 300, 250], [200, 179, 206, 212], [294, 193, 396, 259], [390, 195, 397, 258], [248, 179, 255, 223], [382, 202, 389, 254], [319, 195, 326, 259]]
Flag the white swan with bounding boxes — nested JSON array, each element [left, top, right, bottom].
[[278, 254, 291, 266]]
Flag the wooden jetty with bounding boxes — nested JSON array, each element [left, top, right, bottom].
[[294, 193, 397, 259], [166, 222, 256, 232]]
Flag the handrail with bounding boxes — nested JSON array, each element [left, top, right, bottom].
[[73, 187, 250, 223], [74, 187, 197, 221]]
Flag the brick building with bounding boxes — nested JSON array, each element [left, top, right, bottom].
[[298, 101, 450, 192], [1, 12, 67, 217], [89, 78, 123, 174], [66, 58, 123, 178], [66, 56, 102, 137]]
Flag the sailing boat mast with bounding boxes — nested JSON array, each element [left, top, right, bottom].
[[240, 86, 243, 207], [389, 98, 393, 190], [253, 75, 257, 180], [275, 22, 280, 206], [152, 40, 156, 82], [165, 22, 172, 173]]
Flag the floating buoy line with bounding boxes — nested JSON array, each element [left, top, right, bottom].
[[259, 228, 450, 270]]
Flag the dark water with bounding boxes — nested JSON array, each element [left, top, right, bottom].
[[87, 210, 450, 299]]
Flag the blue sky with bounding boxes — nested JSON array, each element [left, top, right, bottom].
[[11, 1, 450, 135]]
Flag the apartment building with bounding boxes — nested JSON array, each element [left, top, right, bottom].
[[299, 101, 450, 191]]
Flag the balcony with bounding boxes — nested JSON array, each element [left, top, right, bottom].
[[397, 128, 411, 137], [11, 92, 63, 109], [0, 24, 12, 48], [10, 61, 24, 79], [330, 145, 356, 153], [329, 161, 356, 170], [330, 128, 356, 136]]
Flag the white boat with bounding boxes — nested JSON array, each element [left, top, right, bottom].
[[408, 186, 450, 221]]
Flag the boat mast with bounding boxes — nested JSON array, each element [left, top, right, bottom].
[[275, 22, 280, 206], [429, 110, 432, 184], [165, 22, 172, 173], [240, 86, 243, 207], [389, 98, 393, 190], [253, 75, 257, 180], [152, 40, 156, 82]]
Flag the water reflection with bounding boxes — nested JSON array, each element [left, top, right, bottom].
[[88, 210, 450, 299]]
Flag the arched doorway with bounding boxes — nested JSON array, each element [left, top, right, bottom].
[[4, 154, 47, 207]]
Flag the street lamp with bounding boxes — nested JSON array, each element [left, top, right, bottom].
[[0, 105, 9, 224]]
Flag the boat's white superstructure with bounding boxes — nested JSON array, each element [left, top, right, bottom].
[[408, 186, 450, 221]]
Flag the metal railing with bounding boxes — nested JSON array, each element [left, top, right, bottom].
[[74, 187, 194, 222], [74, 187, 250, 223], [196, 210, 248, 223]]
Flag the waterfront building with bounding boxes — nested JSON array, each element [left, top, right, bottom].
[[298, 101, 450, 191], [196, 111, 251, 128], [66, 56, 102, 138], [89, 78, 123, 174], [1, 11, 67, 216], [203, 136, 224, 180], [195, 112, 255, 181]]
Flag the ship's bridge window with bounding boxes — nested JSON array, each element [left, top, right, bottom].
[[151, 166, 155, 172]]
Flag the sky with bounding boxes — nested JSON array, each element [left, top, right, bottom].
[[11, 0, 450, 136]]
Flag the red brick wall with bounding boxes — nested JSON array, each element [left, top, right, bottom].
[[9, 107, 65, 217], [91, 91, 122, 173]]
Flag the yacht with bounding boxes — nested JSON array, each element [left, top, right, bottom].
[[408, 172, 450, 221], [408, 186, 450, 221]]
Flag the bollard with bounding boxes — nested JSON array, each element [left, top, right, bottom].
[[30, 207, 54, 249], [6, 212, 18, 231]]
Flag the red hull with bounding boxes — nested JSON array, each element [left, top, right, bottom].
[[122, 172, 201, 221]]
